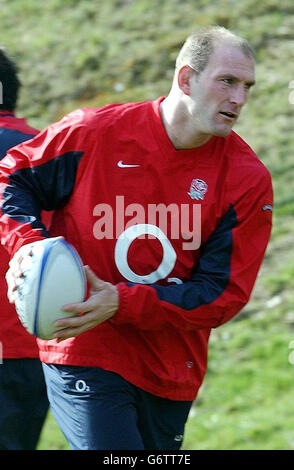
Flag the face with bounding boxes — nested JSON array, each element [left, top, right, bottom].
[[183, 42, 255, 139]]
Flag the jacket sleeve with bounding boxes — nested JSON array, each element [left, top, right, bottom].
[[0, 115, 85, 256], [112, 168, 273, 331]]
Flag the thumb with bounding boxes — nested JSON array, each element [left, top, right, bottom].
[[84, 265, 106, 290]]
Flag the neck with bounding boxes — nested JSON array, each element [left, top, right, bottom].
[[160, 97, 212, 149]]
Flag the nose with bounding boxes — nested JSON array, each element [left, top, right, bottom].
[[229, 84, 248, 107]]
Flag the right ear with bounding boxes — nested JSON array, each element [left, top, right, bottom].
[[177, 65, 195, 95]]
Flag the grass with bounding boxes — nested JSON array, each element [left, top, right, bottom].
[[183, 305, 294, 450], [0, 0, 293, 451], [37, 412, 69, 450]]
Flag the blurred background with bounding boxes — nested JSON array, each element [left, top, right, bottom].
[[0, 0, 294, 450]]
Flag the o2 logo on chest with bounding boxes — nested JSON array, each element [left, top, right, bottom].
[[114, 224, 178, 284]]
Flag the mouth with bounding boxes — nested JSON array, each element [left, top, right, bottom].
[[219, 111, 238, 121]]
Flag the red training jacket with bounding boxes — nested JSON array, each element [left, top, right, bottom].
[[0, 99, 273, 399]]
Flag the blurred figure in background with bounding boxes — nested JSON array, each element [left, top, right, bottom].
[[0, 48, 49, 450]]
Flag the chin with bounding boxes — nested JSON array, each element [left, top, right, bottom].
[[212, 126, 233, 137]]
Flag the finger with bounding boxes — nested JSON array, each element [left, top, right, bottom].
[[54, 326, 80, 342], [9, 246, 33, 268], [6, 269, 18, 303], [62, 288, 110, 314], [6, 257, 27, 293], [62, 297, 93, 314], [54, 325, 87, 342], [54, 310, 94, 328], [84, 265, 106, 290], [53, 312, 99, 340], [8, 248, 33, 281], [8, 255, 23, 273]]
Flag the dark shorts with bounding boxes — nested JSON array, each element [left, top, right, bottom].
[[42, 363, 192, 450], [0, 358, 49, 450]]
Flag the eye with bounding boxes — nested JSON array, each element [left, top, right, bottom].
[[220, 78, 234, 86]]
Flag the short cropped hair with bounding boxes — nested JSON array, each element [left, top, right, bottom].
[[175, 26, 255, 75], [0, 48, 21, 111]]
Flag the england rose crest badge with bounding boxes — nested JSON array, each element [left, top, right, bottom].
[[188, 179, 208, 200]]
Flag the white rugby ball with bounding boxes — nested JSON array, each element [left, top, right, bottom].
[[14, 237, 86, 340]]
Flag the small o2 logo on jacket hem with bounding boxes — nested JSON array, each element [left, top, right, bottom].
[[75, 379, 90, 392]]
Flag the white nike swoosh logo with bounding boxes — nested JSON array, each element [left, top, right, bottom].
[[117, 160, 140, 168]]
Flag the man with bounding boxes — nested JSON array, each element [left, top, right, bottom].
[[0, 27, 273, 450], [0, 48, 49, 450]]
